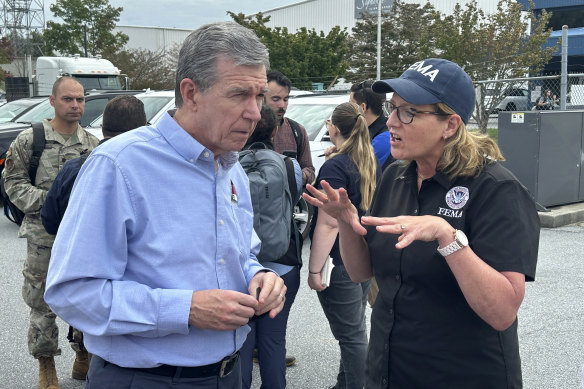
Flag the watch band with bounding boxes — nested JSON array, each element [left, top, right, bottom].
[[437, 229, 468, 257]]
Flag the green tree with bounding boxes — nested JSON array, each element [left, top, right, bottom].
[[103, 47, 175, 90], [348, 0, 555, 133], [346, 0, 442, 82], [0, 37, 14, 64], [0, 36, 15, 82], [229, 12, 350, 90], [43, 0, 128, 56], [434, 0, 556, 132]]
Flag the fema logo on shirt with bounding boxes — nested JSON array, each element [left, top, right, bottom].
[[445, 186, 469, 210]]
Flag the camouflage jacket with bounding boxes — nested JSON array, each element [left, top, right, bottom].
[[3, 119, 99, 245]]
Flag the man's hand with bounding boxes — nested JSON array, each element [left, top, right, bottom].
[[188, 290, 258, 331], [248, 271, 287, 318]]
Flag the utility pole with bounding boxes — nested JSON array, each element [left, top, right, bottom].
[[376, 0, 381, 80], [0, 0, 45, 98], [1, 0, 45, 59], [84, 24, 88, 57]]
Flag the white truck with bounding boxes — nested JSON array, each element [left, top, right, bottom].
[[34, 55, 122, 95]]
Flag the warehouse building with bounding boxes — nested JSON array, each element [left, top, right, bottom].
[[258, 0, 501, 33]]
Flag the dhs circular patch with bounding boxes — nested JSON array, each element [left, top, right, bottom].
[[445, 186, 469, 210]]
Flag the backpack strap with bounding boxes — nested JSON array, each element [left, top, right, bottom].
[[79, 151, 90, 166], [287, 118, 303, 159], [283, 156, 298, 204], [29, 123, 46, 186], [245, 142, 268, 151]]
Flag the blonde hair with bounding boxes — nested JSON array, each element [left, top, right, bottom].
[[436, 102, 504, 178], [331, 102, 378, 210]]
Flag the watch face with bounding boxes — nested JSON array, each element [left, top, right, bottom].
[[455, 230, 468, 246]]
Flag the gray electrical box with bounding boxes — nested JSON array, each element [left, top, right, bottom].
[[498, 110, 584, 208]]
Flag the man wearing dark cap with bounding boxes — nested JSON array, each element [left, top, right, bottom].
[[349, 80, 392, 167]]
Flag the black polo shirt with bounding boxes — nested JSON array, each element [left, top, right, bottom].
[[364, 161, 539, 389]]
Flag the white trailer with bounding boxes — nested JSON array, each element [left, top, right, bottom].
[[34, 55, 122, 95]]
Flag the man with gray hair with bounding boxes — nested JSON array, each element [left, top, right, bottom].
[[44, 22, 286, 389]]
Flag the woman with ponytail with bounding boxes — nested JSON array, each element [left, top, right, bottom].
[[307, 101, 380, 389]]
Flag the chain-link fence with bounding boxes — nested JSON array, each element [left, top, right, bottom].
[[470, 73, 584, 130]]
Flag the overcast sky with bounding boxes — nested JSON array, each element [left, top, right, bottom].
[[45, 0, 297, 30]]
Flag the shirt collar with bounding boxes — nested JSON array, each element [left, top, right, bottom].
[[155, 111, 239, 170], [42, 119, 83, 145], [400, 161, 454, 190]]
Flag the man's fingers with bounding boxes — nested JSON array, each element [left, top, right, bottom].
[[255, 273, 277, 303], [189, 290, 259, 331]]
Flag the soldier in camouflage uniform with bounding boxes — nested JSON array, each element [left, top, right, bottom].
[[3, 76, 99, 389]]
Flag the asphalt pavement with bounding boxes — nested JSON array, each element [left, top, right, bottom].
[[0, 216, 582, 388]]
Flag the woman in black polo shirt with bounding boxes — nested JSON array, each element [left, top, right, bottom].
[[307, 102, 380, 389], [303, 59, 540, 389]]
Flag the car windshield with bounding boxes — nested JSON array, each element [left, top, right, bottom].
[[0, 100, 42, 123], [285, 103, 336, 141], [140, 95, 174, 121], [14, 99, 53, 123], [89, 94, 174, 127], [76, 75, 122, 90]]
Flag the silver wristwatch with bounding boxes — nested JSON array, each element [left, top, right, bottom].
[[437, 229, 468, 257]]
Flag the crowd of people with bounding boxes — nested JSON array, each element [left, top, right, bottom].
[[2, 21, 540, 389]]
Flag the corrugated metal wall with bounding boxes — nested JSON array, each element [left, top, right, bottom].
[[112, 0, 502, 52], [262, 0, 500, 33], [263, 0, 356, 33], [115, 25, 193, 52]]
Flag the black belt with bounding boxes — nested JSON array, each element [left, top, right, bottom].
[[129, 351, 239, 379]]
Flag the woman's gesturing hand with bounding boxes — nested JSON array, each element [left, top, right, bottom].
[[303, 180, 367, 235], [361, 215, 454, 249]]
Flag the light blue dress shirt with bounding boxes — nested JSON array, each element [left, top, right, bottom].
[[45, 112, 266, 368]]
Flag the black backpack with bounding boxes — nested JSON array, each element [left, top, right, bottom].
[[287, 118, 304, 159], [0, 123, 46, 225]]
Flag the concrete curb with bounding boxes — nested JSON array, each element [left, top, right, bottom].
[[538, 202, 584, 228]]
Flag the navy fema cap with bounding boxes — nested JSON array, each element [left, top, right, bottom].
[[372, 58, 475, 124]]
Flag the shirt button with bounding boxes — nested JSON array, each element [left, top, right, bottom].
[[190, 158, 194, 163], [395, 274, 400, 281], [219, 219, 224, 225], [389, 308, 393, 315], [384, 343, 389, 350], [203, 152, 209, 158], [413, 209, 418, 214], [220, 258, 225, 264]]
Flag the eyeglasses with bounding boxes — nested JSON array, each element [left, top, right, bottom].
[[384, 101, 450, 124]]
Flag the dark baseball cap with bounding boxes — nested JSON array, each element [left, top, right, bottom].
[[372, 58, 475, 124]]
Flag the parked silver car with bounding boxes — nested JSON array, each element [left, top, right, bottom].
[[285, 93, 351, 238], [286, 93, 349, 173], [85, 90, 175, 139], [490, 87, 529, 113]]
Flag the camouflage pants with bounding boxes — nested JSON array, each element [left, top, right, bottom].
[[23, 241, 84, 358]]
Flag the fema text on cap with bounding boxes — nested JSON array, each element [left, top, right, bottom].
[[409, 61, 439, 82]]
